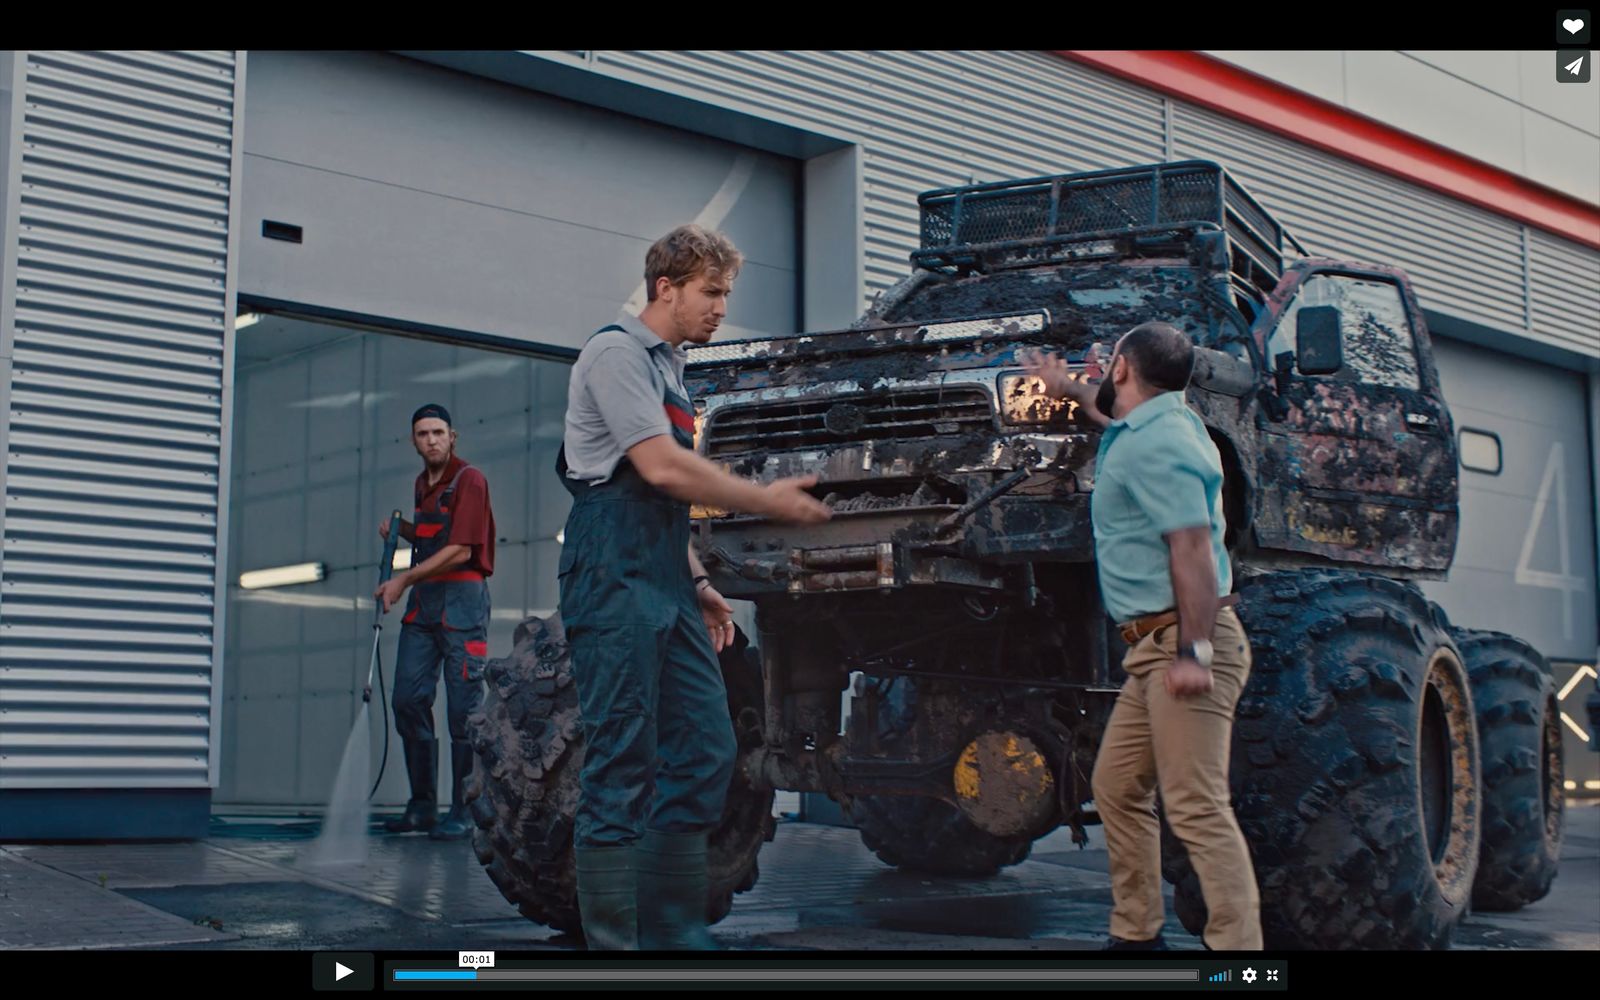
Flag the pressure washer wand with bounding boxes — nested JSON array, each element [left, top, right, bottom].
[[364, 510, 403, 703]]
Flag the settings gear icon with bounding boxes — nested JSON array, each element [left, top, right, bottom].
[[1242, 968, 1258, 984]]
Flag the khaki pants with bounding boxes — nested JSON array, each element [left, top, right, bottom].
[[1090, 606, 1262, 950]]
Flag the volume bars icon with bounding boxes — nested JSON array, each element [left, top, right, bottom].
[[1209, 970, 1232, 982]]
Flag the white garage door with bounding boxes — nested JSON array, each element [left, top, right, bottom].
[[239, 50, 801, 349], [1421, 337, 1597, 663]]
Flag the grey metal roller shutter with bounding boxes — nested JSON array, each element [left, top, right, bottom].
[[0, 50, 242, 790]]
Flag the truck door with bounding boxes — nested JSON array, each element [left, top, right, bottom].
[[1252, 266, 1459, 572]]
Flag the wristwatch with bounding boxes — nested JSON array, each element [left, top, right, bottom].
[[1177, 638, 1214, 668]]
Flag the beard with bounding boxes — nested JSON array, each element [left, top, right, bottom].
[[673, 301, 712, 343], [422, 444, 453, 472], [1095, 377, 1118, 419]]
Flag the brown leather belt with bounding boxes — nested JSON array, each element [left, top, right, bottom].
[[1119, 594, 1238, 645]]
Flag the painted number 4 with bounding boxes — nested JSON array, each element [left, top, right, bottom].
[[1514, 443, 1587, 639]]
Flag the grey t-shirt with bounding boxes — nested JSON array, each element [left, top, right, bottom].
[[562, 312, 690, 483]]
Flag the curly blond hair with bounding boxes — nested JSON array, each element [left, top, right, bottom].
[[645, 225, 744, 301]]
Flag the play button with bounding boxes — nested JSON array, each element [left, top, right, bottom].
[[314, 953, 373, 991]]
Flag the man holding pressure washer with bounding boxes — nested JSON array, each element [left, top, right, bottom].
[[374, 403, 496, 841]]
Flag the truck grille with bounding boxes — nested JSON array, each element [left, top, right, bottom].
[[704, 386, 994, 456]]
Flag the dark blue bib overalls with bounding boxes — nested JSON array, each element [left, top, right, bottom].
[[393, 464, 489, 744], [557, 326, 738, 849]]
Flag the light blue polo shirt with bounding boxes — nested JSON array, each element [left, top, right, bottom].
[[1091, 390, 1231, 622]]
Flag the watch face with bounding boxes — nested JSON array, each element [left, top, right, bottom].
[[1192, 639, 1214, 665]]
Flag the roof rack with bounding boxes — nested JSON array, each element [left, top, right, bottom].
[[912, 160, 1283, 289]]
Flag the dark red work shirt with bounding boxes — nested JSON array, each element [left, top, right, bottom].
[[414, 454, 495, 577]]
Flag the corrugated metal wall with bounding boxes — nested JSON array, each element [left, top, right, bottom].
[[1172, 104, 1597, 359], [1529, 228, 1600, 354], [1171, 104, 1526, 326], [572, 50, 1597, 362], [0, 51, 243, 790], [588, 51, 1168, 298]]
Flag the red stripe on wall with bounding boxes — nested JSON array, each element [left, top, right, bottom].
[[1054, 51, 1600, 250]]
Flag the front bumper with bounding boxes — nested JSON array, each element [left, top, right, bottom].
[[693, 433, 1096, 598]]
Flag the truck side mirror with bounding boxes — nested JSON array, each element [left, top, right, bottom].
[[1296, 306, 1343, 375]]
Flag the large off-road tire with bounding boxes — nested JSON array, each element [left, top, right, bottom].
[[1160, 570, 1482, 949], [846, 677, 1035, 877], [464, 613, 774, 936], [1451, 629, 1564, 911]]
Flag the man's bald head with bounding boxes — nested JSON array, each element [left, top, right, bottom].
[[1115, 322, 1195, 392]]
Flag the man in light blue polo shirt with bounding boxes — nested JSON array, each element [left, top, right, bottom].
[[1025, 322, 1261, 952]]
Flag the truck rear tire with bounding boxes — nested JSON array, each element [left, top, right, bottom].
[[466, 614, 774, 937], [1160, 570, 1481, 949], [1451, 629, 1563, 911]]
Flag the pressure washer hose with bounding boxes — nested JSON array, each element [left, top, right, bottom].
[[366, 510, 403, 800]]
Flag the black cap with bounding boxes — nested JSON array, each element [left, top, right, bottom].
[[411, 403, 452, 427]]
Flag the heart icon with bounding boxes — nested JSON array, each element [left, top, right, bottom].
[[1564, 17, 1585, 33]]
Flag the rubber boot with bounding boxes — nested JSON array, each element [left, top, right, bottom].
[[383, 738, 438, 833], [636, 829, 719, 950], [429, 740, 475, 841], [575, 846, 639, 951]]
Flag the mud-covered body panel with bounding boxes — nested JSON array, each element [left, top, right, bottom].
[[1254, 380, 1457, 570]]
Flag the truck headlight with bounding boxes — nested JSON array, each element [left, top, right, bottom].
[[998, 371, 1079, 425], [689, 401, 725, 518]]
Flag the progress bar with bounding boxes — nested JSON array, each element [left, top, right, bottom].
[[394, 969, 1200, 982]]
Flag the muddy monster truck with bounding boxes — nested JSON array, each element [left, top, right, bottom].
[[466, 162, 1564, 949]]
